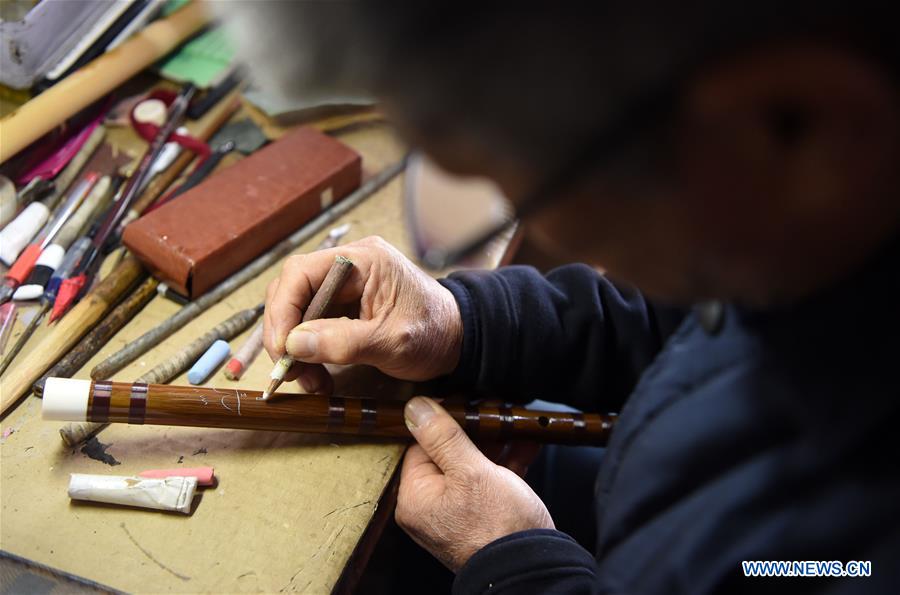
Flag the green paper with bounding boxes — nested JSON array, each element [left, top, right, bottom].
[[158, 26, 234, 88]]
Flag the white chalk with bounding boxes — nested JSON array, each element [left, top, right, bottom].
[[0, 202, 49, 265], [187, 339, 231, 385], [68, 474, 197, 514]]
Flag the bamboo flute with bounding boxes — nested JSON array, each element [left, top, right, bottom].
[[0, 256, 144, 416], [43, 379, 617, 446], [90, 160, 406, 381], [55, 304, 263, 446]]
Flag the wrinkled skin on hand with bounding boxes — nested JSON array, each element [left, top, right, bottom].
[[263, 236, 553, 571], [263, 235, 464, 394], [397, 397, 554, 572]]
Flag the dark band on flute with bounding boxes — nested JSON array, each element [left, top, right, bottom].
[[464, 403, 479, 433], [129, 383, 148, 425], [498, 405, 515, 439], [46, 379, 617, 446], [360, 398, 377, 433], [90, 381, 113, 423], [328, 397, 345, 429]]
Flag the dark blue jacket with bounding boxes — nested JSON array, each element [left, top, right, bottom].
[[438, 237, 900, 594]]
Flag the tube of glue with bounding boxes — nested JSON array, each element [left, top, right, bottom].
[[68, 474, 197, 514]]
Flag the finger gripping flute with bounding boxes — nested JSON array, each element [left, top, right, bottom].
[[42, 379, 616, 446]]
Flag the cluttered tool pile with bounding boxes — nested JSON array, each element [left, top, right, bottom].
[[0, 0, 407, 515], [0, 0, 605, 554]]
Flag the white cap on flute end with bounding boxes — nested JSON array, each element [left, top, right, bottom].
[[42, 377, 91, 421]]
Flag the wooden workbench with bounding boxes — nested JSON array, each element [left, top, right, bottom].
[[0, 111, 513, 592]]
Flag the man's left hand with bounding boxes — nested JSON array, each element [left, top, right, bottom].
[[396, 397, 555, 572]]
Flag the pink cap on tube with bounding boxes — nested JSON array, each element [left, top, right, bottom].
[[138, 466, 215, 486]]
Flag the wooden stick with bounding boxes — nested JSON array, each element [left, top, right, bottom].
[[44, 379, 618, 446], [263, 255, 354, 399], [58, 304, 263, 445], [0, 1, 209, 164], [90, 160, 405, 381], [0, 256, 144, 416]]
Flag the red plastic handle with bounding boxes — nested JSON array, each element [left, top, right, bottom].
[[7, 244, 42, 284]]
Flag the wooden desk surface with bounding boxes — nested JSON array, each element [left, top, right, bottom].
[[0, 114, 511, 593]]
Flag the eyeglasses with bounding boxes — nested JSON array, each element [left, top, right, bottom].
[[405, 78, 680, 271]]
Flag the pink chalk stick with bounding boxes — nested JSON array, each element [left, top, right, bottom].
[[138, 467, 215, 486]]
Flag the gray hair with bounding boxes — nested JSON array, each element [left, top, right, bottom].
[[219, 1, 898, 173]]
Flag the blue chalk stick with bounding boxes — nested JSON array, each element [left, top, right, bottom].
[[188, 340, 231, 385]]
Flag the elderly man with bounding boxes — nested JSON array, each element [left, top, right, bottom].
[[229, 2, 899, 592]]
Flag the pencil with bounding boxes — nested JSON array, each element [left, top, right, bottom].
[[262, 255, 354, 399]]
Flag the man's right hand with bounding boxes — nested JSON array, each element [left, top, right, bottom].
[[263, 236, 464, 394]]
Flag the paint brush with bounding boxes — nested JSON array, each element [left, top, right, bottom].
[[0, 177, 121, 373], [51, 85, 196, 322], [47, 182, 126, 323], [263, 255, 355, 400], [13, 175, 114, 301]]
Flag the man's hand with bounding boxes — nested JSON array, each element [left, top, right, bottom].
[[397, 396, 555, 572], [263, 236, 463, 393]]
